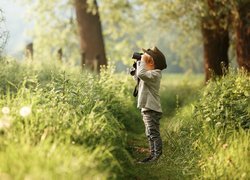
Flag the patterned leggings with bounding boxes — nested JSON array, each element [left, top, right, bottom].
[[141, 110, 163, 155]]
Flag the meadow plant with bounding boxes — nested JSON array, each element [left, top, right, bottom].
[[194, 68, 250, 131], [0, 58, 136, 179], [192, 68, 250, 179]]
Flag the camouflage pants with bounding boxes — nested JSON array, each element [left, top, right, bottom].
[[141, 110, 163, 156]]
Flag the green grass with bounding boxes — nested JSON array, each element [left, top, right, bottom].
[[0, 58, 249, 179], [128, 71, 250, 179], [0, 59, 136, 179], [128, 73, 204, 179]]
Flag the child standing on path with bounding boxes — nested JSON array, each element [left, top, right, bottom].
[[133, 46, 167, 163]]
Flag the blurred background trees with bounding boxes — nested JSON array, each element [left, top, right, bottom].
[[234, 0, 250, 72], [0, 9, 8, 56], [75, 0, 107, 71], [5, 0, 250, 79]]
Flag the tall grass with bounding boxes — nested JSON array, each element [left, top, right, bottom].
[[0, 58, 137, 179], [1, 57, 249, 179], [194, 69, 250, 179], [131, 70, 249, 179], [127, 73, 204, 179]]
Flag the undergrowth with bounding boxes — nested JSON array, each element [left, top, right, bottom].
[[0, 59, 138, 179]]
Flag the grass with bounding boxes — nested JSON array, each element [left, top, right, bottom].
[[128, 73, 204, 179], [0, 58, 249, 179], [0, 59, 136, 179], [128, 71, 250, 179]]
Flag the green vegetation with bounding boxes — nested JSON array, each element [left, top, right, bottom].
[[0, 58, 138, 179], [195, 70, 250, 130], [128, 71, 249, 179], [0, 58, 249, 179]]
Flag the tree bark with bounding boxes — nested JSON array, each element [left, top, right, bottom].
[[74, 0, 107, 72], [235, 2, 250, 72], [202, 25, 229, 82], [25, 42, 33, 60], [57, 48, 63, 62], [201, 0, 230, 82]]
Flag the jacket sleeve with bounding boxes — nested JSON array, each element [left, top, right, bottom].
[[137, 61, 157, 82], [132, 75, 138, 81]]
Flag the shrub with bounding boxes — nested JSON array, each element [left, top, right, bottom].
[[194, 69, 250, 131], [192, 69, 250, 179]]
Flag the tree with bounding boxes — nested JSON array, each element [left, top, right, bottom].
[[234, 0, 250, 72], [0, 9, 8, 55], [74, 0, 107, 71], [17, 0, 80, 63], [99, 0, 204, 72], [16, 0, 109, 71], [141, 0, 250, 80], [201, 0, 230, 81]]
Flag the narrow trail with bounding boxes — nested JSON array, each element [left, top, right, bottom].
[[128, 112, 199, 179], [127, 77, 203, 179], [128, 114, 177, 180]]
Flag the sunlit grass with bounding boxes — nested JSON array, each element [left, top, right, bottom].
[[128, 70, 249, 179], [0, 58, 249, 179], [0, 59, 136, 179]]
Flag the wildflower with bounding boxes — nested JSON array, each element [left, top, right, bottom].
[[205, 117, 211, 122], [20, 106, 32, 117], [215, 122, 222, 127], [222, 143, 228, 149], [0, 120, 11, 129], [0, 116, 12, 130], [2, 107, 10, 115]]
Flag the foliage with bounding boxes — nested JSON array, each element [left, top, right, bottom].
[[0, 58, 138, 179], [17, 0, 79, 63], [14, 0, 205, 72], [0, 59, 249, 178], [130, 70, 249, 179], [191, 69, 250, 178], [197, 130, 250, 179], [194, 69, 250, 131]]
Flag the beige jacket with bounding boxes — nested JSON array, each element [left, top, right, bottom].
[[135, 61, 162, 113]]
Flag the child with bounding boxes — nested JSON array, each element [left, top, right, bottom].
[[133, 46, 167, 163]]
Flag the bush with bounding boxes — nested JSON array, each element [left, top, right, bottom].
[[192, 69, 250, 179], [194, 69, 250, 131]]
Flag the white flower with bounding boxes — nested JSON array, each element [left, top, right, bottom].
[[0, 120, 11, 129], [20, 106, 32, 117], [2, 107, 10, 115], [215, 122, 222, 127], [0, 116, 12, 130]]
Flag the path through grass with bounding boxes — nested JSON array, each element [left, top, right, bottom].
[[127, 73, 204, 179]]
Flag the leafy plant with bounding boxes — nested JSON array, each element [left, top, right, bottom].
[[194, 69, 250, 131], [0, 59, 138, 179]]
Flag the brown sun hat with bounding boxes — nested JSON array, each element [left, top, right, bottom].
[[142, 46, 167, 70]]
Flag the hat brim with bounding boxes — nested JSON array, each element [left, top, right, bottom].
[[142, 48, 155, 59], [142, 48, 149, 54], [142, 47, 167, 70]]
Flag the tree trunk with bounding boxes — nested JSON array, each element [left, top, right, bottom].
[[25, 42, 33, 60], [201, 26, 229, 82], [57, 48, 63, 62], [201, 0, 230, 82], [74, 0, 107, 72], [235, 2, 250, 72]]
